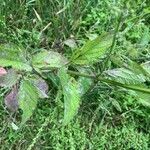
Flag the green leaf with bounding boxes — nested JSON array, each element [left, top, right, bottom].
[[141, 61, 150, 75], [111, 99, 122, 112], [0, 59, 32, 71], [0, 44, 32, 71], [126, 60, 150, 79], [70, 33, 113, 65], [32, 50, 68, 70], [77, 68, 93, 95], [139, 27, 150, 47], [58, 68, 80, 125], [135, 91, 150, 107], [0, 69, 20, 87], [106, 68, 146, 85], [78, 77, 93, 95], [18, 79, 39, 124]]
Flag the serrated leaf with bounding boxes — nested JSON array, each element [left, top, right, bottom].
[[32, 50, 68, 70], [126, 61, 150, 79], [33, 78, 49, 98], [78, 77, 93, 95], [0, 59, 32, 71], [0, 44, 32, 71], [135, 91, 150, 107], [58, 68, 80, 125], [0, 69, 20, 87], [70, 33, 113, 65], [77, 68, 93, 95], [106, 68, 146, 85], [139, 27, 150, 46], [18, 79, 39, 124], [141, 61, 150, 75]]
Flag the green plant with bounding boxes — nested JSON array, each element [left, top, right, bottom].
[[0, 31, 150, 126], [0, 1, 150, 149]]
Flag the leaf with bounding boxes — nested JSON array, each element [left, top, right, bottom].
[[0, 44, 32, 71], [85, 33, 98, 40], [4, 87, 19, 112], [141, 61, 150, 75], [70, 33, 113, 65], [58, 68, 80, 125], [33, 78, 49, 98], [0, 69, 20, 87], [64, 39, 77, 48], [111, 99, 122, 112], [105, 68, 146, 85], [134, 91, 150, 107], [128, 61, 149, 77], [0, 59, 32, 71], [77, 68, 93, 95], [78, 77, 93, 95], [18, 79, 39, 124], [139, 27, 150, 47], [32, 50, 68, 70]]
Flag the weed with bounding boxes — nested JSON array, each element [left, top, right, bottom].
[[0, 0, 150, 149]]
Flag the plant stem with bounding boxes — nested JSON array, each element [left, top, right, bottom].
[[68, 70, 95, 79], [67, 70, 150, 94], [103, 11, 123, 69]]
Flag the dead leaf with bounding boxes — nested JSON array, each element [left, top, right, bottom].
[[4, 87, 19, 112]]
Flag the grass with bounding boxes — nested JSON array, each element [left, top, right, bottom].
[[1, 98, 150, 149], [0, 0, 150, 149]]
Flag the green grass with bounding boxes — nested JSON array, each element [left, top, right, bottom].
[[1, 98, 150, 150], [0, 0, 150, 149]]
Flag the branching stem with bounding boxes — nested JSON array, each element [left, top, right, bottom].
[[67, 70, 150, 94]]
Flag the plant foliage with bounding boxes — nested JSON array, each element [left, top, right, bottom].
[[0, 32, 150, 125], [58, 68, 80, 125]]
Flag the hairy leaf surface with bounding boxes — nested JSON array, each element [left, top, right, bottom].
[[58, 68, 80, 125], [77, 68, 93, 95], [106, 68, 147, 85], [141, 61, 150, 75], [18, 79, 39, 124], [71, 33, 113, 65], [32, 50, 68, 70], [0, 69, 20, 87], [33, 78, 49, 98], [0, 44, 32, 71], [5, 87, 19, 112], [134, 91, 150, 107]]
